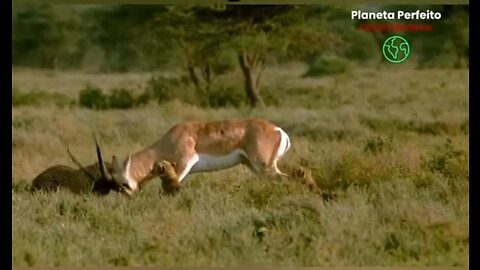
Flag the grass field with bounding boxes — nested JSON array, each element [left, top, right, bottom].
[[12, 65, 469, 266]]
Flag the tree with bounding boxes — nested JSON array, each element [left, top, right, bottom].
[[148, 6, 236, 98], [197, 6, 305, 107], [422, 5, 469, 68], [150, 5, 344, 108], [12, 5, 85, 69], [84, 5, 166, 72]]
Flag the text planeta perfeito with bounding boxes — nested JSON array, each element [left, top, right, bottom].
[[351, 10, 442, 20]]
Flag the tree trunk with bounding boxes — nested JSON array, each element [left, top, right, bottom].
[[201, 64, 212, 92], [187, 64, 201, 91], [238, 52, 265, 108], [179, 40, 203, 92], [454, 52, 466, 69], [53, 55, 59, 70]]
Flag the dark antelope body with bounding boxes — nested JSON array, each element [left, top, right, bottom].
[[31, 140, 121, 195]]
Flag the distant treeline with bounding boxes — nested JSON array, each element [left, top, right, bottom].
[[12, 5, 468, 72], [12, 5, 468, 107]]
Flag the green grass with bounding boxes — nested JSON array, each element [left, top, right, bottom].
[[12, 65, 469, 266]]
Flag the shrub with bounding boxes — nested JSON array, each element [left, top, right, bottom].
[[203, 85, 245, 108], [79, 86, 149, 110], [146, 76, 193, 105], [146, 75, 247, 108], [78, 85, 109, 110], [327, 19, 378, 62], [108, 88, 136, 109], [303, 55, 350, 77], [135, 90, 152, 107]]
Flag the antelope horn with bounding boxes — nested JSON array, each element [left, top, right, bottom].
[[94, 134, 112, 181], [66, 146, 96, 182]]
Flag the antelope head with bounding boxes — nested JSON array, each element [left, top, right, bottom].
[[94, 137, 138, 196]]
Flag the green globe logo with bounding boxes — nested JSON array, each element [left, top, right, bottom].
[[382, 35, 410, 64]]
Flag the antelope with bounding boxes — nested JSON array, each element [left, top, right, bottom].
[[95, 118, 292, 195], [31, 138, 178, 195]]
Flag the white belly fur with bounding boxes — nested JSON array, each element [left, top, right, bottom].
[[190, 149, 246, 173]]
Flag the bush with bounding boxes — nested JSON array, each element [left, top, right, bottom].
[[416, 39, 460, 69], [135, 90, 152, 107], [146, 76, 192, 105], [78, 86, 109, 110], [303, 55, 350, 77], [79, 86, 151, 110], [108, 88, 136, 109], [327, 19, 378, 62], [203, 85, 245, 108]]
